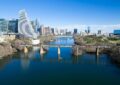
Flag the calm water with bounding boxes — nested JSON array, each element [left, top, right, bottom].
[[0, 37, 120, 85]]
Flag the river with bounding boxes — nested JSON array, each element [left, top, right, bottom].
[[0, 37, 120, 85]]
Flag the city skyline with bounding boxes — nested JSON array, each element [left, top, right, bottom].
[[0, 0, 120, 33]]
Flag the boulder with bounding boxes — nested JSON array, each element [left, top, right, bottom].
[[0, 43, 14, 57], [12, 39, 25, 51]]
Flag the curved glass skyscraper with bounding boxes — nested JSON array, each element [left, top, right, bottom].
[[18, 9, 37, 39]]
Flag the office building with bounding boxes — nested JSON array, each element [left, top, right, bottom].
[[8, 19, 18, 33], [0, 19, 8, 34], [114, 30, 120, 35], [40, 25, 45, 35], [51, 28, 55, 35], [34, 19, 40, 33], [87, 26, 90, 34], [74, 28, 77, 34], [98, 30, 101, 34]]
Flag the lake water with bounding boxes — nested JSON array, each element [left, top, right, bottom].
[[0, 37, 120, 85]]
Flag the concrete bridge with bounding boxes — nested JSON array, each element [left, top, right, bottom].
[[21, 44, 115, 57], [55, 35, 73, 38]]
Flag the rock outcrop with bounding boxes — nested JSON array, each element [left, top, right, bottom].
[[11, 39, 25, 51], [0, 43, 16, 57], [0, 39, 27, 57], [108, 47, 120, 63], [72, 45, 83, 56]]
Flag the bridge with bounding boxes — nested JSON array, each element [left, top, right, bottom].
[[21, 44, 115, 57], [54, 35, 73, 38], [21, 44, 112, 48]]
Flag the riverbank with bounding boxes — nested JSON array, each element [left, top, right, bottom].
[[0, 35, 54, 57], [39, 35, 54, 44], [73, 35, 120, 63], [0, 38, 32, 57], [0, 43, 16, 57]]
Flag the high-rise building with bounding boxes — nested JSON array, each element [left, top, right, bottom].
[[31, 21, 35, 30], [98, 30, 101, 34], [34, 19, 40, 33], [51, 28, 54, 35], [74, 28, 77, 34], [8, 19, 18, 33], [87, 26, 90, 34], [44, 26, 51, 35], [85, 26, 91, 34], [65, 29, 67, 35], [18, 9, 37, 38], [0, 19, 8, 34], [40, 25, 45, 35], [60, 29, 64, 35], [55, 28, 59, 35]]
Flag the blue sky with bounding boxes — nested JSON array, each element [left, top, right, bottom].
[[0, 0, 120, 32]]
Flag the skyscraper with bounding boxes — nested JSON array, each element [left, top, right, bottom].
[[34, 19, 40, 34], [51, 28, 55, 35], [74, 28, 77, 34], [18, 9, 37, 38], [87, 26, 90, 34], [98, 30, 101, 34], [40, 25, 45, 35]]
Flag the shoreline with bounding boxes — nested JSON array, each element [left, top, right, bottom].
[[72, 35, 120, 63]]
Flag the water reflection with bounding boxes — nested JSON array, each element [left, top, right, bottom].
[[0, 56, 12, 70], [58, 55, 62, 62], [20, 53, 30, 70], [72, 56, 79, 64]]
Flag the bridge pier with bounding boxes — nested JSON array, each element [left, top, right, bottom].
[[24, 46, 28, 53], [58, 47, 63, 61], [96, 47, 99, 56], [58, 46, 61, 55], [40, 45, 45, 55]]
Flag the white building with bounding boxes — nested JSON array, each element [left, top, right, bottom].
[[18, 9, 40, 45]]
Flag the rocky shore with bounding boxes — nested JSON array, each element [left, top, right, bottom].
[[107, 46, 120, 63], [72, 35, 120, 63], [0, 38, 31, 58], [0, 35, 54, 57], [0, 43, 16, 57], [39, 35, 54, 44]]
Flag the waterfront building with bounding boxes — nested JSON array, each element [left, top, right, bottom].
[[18, 9, 40, 45], [18, 9, 37, 38], [74, 28, 77, 34], [0, 19, 8, 34], [8, 19, 18, 33]]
